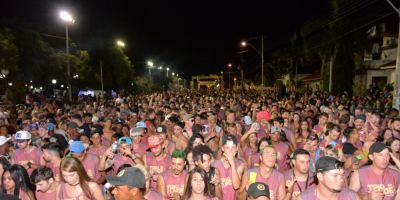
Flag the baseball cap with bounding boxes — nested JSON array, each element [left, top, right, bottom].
[[69, 141, 85, 154], [156, 125, 167, 134], [0, 136, 11, 146], [369, 142, 387, 155], [136, 122, 147, 129], [148, 135, 162, 148], [118, 137, 132, 145], [247, 182, 270, 199], [222, 134, 237, 146], [106, 167, 145, 189], [270, 126, 281, 133], [243, 116, 252, 125], [15, 130, 32, 140], [316, 156, 343, 173], [130, 128, 143, 137]]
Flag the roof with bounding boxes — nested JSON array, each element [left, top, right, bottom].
[[380, 60, 396, 70], [300, 69, 321, 82]]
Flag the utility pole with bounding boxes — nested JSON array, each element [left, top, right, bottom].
[[261, 36, 264, 87], [100, 60, 104, 98], [386, 0, 400, 109]]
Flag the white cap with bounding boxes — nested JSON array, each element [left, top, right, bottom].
[[15, 130, 32, 140], [0, 136, 11, 146]]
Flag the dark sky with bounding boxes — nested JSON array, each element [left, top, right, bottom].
[[1, 0, 330, 78]]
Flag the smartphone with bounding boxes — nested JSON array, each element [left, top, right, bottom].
[[111, 142, 118, 153]]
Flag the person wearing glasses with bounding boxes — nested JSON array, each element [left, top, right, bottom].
[[298, 156, 359, 200]]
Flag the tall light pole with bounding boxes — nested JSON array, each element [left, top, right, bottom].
[[166, 67, 170, 77], [59, 10, 75, 102], [147, 61, 154, 81], [241, 36, 264, 87], [228, 63, 232, 90], [386, 0, 400, 109]]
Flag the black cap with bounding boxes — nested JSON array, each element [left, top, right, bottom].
[[155, 125, 167, 134], [343, 142, 357, 155], [222, 134, 238, 146], [67, 122, 79, 129], [167, 115, 179, 123], [247, 182, 270, 199], [316, 156, 343, 173], [106, 167, 145, 188], [369, 142, 387, 155]]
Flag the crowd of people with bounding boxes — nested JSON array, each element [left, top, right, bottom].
[[0, 89, 399, 200]]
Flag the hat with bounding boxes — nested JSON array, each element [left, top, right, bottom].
[[68, 122, 79, 129], [355, 114, 366, 121], [316, 156, 343, 173], [243, 116, 253, 125], [118, 137, 132, 145], [247, 182, 270, 199], [136, 122, 147, 129], [182, 114, 194, 122], [69, 141, 85, 154], [156, 125, 167, 134], [148, 135, 162, 148], [343, 142, 357, 155], [369, 142, 387, 155], [15, 130, 32, 140], [130, 128, 143, 137], [0, 136, 11, 146], [106, 167, 145, 188], [256, 111, 271, 122], [270, 126, 281, 133], [222, 134, 238, 146]]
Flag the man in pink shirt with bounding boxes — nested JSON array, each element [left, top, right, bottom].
[[299, 156, 359, 200], [30, 166, 59, 200], [350, 142, 400, 200], [144, 134, 171, 191], [87, 131, 108, 157], [12, 130, 43, 175], [157, 149, 187, 199], [41, 142, 62, 181], [69, 140, 104, 184]]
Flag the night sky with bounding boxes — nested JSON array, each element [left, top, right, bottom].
[[1, 0, 330, 78]]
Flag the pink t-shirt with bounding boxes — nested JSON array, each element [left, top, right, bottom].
[[146, 152, 172, 191], [246, 167, 284, 200], [46, 162, 60, 181], [132, 143, 147, 155], [36, 190, 56, 200], [273, 141, 289, 172], [81, 154, 100, 181], [112, 154, 136, 174], [212, 158, 244, 200], [283, 169, 315, 197], [146, 190, 163, 200], [13, 146, 42, 175], [358, 165, 400, 200], [244, 147, 260, 168], [300, 187, 357, 200], [162, 169, 187, 199], [87, 145, 108, 158]]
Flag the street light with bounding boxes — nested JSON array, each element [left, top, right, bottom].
[[166, 67, 170, 77], [116, 40, 125, 48], [52, 79, 57, 84], [172, 72, 175, 76], [147, 61, 154, 81], [59, 10, 75, 102], [159, 66, 163, 70], [241, 36, 264, 87]]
